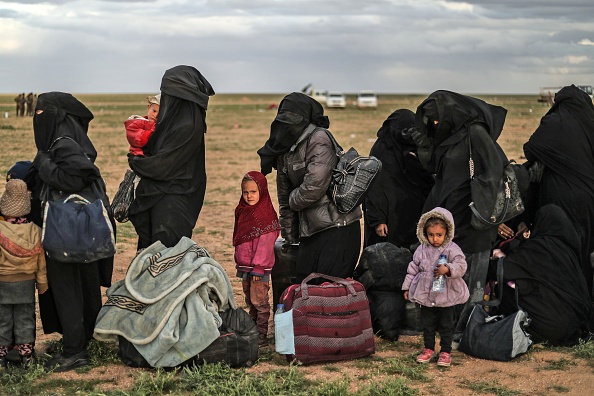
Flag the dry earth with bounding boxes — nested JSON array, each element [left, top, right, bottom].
[[1, 93, 593, 395]]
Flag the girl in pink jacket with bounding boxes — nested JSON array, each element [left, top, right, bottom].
[[233, 171, 280, 345], [402, 207, 469, 367]]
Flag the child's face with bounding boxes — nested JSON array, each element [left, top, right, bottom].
[[242, 180, 260, 206], [147, 104, 160, 122], [426, 224, 447, 248]]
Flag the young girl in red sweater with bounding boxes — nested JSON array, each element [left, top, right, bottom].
[[233, 171, 280, 346]]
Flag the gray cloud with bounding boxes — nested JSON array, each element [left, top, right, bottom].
[[1, 0, 593, 94]]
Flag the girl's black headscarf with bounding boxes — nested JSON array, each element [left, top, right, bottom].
[[502, 204, 593, 345], [129, 65, 215, 198], [258, 92, 330, 175]]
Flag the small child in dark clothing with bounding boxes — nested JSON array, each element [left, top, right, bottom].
[[0, 179, 47, 369], [233, 171, 280, 346]]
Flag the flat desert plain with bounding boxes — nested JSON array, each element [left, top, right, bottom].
[[1, 93, 593, 395]]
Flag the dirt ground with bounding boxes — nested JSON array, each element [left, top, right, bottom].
[[2, 93, 594, 394]]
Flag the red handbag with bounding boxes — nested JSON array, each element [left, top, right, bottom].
[[279, 273, 375, 365]]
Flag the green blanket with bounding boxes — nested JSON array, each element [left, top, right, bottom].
[[93, 237, 236, 367]]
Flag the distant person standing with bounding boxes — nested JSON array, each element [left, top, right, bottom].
[[18, 93, 26, 117], [14, 93, 24, 117], [26, 93, 34, 117], [128, 65, 215, 249]]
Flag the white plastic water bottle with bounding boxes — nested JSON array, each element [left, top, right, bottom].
[[431, 254, 447, 293]]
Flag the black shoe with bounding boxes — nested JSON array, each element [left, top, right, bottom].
[[44, 350, 89, 373], [20, 354, 35, 369], [0, 356, 7, 370]]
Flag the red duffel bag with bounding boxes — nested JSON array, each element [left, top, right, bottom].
[[278, 272, 375, 365]]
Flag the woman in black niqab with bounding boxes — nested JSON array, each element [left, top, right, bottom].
[[257, 92, 329, 175], [414, 90, 509, 339], [523, 84, 594, 297], [24, 92, 114, 371], [499, 204, 593, 345], [128, 65, 215, 249], [363, 109, 434, 248]]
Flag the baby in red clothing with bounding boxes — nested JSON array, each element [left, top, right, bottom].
[[125, 94, 160, 157]]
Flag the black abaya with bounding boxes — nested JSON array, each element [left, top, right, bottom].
[[363, 109, 434, 249], [523, 84, 594, 296], [128, 66, 214, 248], [499, 204, 593, 345]]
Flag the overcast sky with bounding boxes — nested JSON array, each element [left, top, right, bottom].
[[1, 0, 593, 94]]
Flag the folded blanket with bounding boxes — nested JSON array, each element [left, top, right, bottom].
[[93, 236, 236, 367]]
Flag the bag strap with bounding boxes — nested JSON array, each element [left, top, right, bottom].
[[480, 258, 522, 311], [468, 134, 475, 179], [321, 129, 343, 156], [300, 272, 358, 299]]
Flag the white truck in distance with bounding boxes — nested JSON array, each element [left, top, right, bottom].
[[356, 91, 378, 108], [326, 92, 347, 108]]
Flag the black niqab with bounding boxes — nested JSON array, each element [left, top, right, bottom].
[[129, 66, 214, 201], [417, 91, 508, 253], [33, 92, 96, 160], [364, 109, 434, 248], [416, 90, 507, 146], [258, 92, 330, 175], [501, 204, 593, 345]]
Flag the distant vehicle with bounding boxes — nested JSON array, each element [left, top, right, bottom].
[[301, 83, 328, 104], [356, 91, 378, 109], [326, 92, 346, 108], [311, 89, 328, 104], [538, 85, 593, 105]]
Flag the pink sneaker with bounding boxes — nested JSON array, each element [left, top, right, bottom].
[[416, 348, 434, 363], [437, 352, 451, 367]]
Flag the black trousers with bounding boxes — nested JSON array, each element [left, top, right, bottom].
[[46, 259, 102, 356], [131, 188, 205, 250], [296, 221, 361, 284], [420, 305, 454, 354]]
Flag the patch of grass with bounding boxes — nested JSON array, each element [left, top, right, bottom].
[[88, 339, 121, 366], [0, 124, 15, 129], [128, 368, 179, 396], [380, 355, 430, 382], [178, 363, 313, 395], [459, 379, 522, 395], [322, 365, 341, 372], [572, 339, 594, 364], [362, 377, 419, 396], [540, 358, 576, 371], [546, 385, 571, 393]]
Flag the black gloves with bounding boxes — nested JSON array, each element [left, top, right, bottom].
[[527, 161, 544, 183], [410, 129, 434, 172]]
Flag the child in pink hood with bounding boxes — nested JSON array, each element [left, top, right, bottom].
[[402, 207, 469, 367]]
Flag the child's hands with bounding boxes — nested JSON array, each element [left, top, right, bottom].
[[252, 276, 263, 282], [37, 284, 48, 294], [434, 264, 450, 276], [403, 291, 409, 300]]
